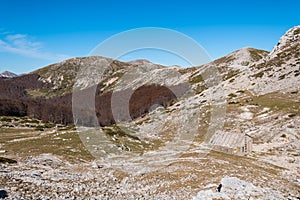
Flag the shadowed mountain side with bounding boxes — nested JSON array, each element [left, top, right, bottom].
[[0, 74, 52, 98], [0, 74, 184, 126], [75, 84, 187, 127]]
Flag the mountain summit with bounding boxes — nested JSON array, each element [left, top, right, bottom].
[[0, 71, 18, 79], [270, 25, 300, 59]]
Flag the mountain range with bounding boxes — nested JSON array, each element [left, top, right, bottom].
[[0, 27, 299, 126], [0, 26, 299, 199]]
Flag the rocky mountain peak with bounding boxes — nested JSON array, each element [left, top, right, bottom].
[[31, 56, 133, 95], [231, 47, 269, 64], [270, 25, 300, 59], [0, 71, 18, 79], [213, 47, 269, 70]]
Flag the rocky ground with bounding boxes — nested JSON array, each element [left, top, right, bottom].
[[0, 118, 299, 199], [0, 152, 299, 200]]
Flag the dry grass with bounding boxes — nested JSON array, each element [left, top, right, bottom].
[[1, 128, 94, 162]]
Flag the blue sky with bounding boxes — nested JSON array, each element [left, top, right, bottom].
[[1, 0, 300, 74]]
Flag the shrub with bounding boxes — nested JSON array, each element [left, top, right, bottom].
[[0, 117, 12, 122], [228, 93, 237, 98], [278, 74, 286, 80], [0, 157, 17, 164], [288, 113, 296, 118], [253, 71, 264, 78], [236, 90, 245, 93]]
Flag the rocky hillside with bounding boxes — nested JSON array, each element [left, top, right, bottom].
[[0, 26, 299, 199], [0, 57, 181, 126]]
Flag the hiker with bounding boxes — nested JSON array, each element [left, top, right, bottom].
[[217, 184, 222, 192]]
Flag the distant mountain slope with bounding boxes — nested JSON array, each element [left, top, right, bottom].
[[127, 59, 153, 65], [0, 57, 181, 126], [0, 71, 18, 79], [31, 56, 133, 97]]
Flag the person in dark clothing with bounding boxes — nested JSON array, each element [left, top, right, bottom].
[[217, 184, 222, 192]]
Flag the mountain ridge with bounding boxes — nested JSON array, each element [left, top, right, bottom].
[[1, 26, 299, 124]]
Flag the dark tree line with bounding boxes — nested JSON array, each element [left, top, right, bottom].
[[0, 74, 188, 127]]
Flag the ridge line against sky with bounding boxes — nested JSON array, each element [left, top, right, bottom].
[[1, 0, 300, 74]]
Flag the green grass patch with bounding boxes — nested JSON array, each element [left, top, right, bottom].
[[189, 74, 204, 84], [3, 130, 94, 162], [252, 93, 300, 113], [20, 118, 40, 124], [35, 123, 56, 131]]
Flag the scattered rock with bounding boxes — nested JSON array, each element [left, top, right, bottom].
[[245, 98, 253, 103], [0, 190, 8, 199], [240, 112, 254, 120]]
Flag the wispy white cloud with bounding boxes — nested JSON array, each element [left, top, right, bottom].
[[0, 31, 70, 61]]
